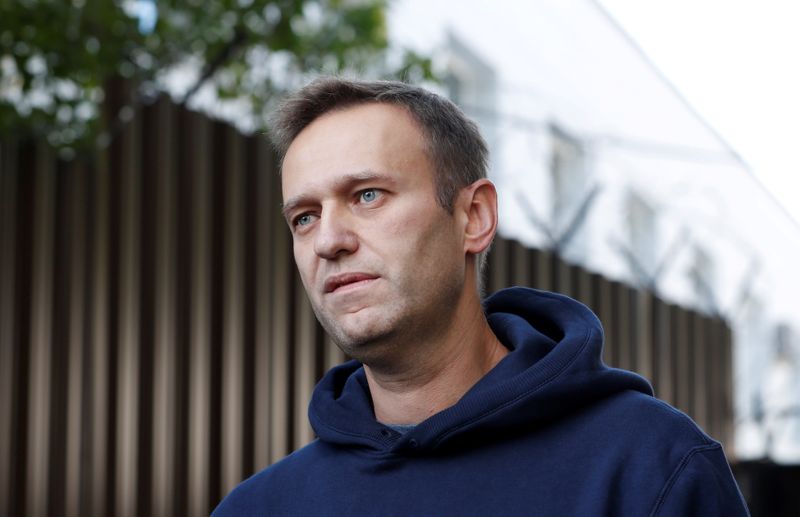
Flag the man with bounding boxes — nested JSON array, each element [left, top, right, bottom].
[[214, 77, 749, 516]]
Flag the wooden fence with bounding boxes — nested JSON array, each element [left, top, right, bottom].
[[0, 98, 733, 517]]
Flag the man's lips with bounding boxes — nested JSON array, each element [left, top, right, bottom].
[[323, 273, 379, 294]]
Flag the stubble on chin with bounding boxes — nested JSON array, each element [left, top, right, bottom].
[[311, 298, 406, 363]]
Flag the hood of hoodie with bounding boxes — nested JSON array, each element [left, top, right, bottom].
[[308, 287, 653, 455]]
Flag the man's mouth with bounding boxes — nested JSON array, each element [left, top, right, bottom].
[[323, 273, 379, 294]]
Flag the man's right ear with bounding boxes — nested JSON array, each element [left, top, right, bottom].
[[460, 179, 498, 256]]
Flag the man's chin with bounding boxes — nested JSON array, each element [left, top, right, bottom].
[[313, 299, 405, 350], [329, 324, 392, 350], [321, 302, 380, 329], [323, 317, 398, 355]]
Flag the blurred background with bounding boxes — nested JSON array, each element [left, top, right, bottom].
[[1, 0, 798, 516]]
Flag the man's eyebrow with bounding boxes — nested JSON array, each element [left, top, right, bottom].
[[281, 196, 312, 222], [281, 170, 396, 220]]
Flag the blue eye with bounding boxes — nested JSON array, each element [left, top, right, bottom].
[[295, 214, 315, 226], [360, 189, 379, 203]]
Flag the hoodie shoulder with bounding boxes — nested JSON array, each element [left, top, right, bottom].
[[577, 390, 748, 514], [600, 388, 714, 447], [611, 394, 749, 516], [649, 443, 750, 516]]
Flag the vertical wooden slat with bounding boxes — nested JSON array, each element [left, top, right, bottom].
[[151, 100, 177, 517], [673, 306, 691, 415], [7, 143, 34, 517], [47, 162, 70, 516], [533, 248, 553, 291], [207, 123, 225, 507], [253, 137, 276, 473], [89, 145, 110, 517], [706, 319, 720, 440], [187, 111, 212, 517], [567, 264, 585, 301], [614, 283, 631, 370], [721, 323, 735, 451], [241, 137, 258, 482], [221, 126, 245, 494], [635, 290, 653, 382], [26, 144, 55, 517], [487, 237, 509, 293], [594, 275, 614, 365], [574, 266, 592, 308], [115, 111, 141, 517], [0, 140, 17, 517], [134, 105, 155, 516], [270, 168, 292, 463], [554, 256, 572, 297], [510, 240, 530, 286], [294, 285, 317, 448], [654, 301, 673, 404], [64, 162, 87, 517], [692, 312, 709, 432], [710, 320, 720, 440], [627, 288, 638, 372]]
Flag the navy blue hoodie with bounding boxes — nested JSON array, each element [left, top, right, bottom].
[[214, 287, 749, 516]]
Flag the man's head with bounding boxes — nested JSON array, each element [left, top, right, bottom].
[[272, 78, 497, 367]]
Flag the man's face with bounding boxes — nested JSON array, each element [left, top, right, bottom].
[[281, 103, 467, 363]]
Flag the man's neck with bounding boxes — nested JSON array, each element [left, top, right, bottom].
[[363, 295, 508, 425]]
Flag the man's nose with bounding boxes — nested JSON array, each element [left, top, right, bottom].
[[313, 209, 358, 259]]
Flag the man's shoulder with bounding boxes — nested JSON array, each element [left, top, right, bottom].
[[571, 390, 748, 514], [583, 388, 718, 453], [614, 389, 711, 432], [211, 439, 327, 516], [606, 393, 749, 515]]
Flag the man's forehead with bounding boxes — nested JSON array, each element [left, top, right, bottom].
[[286, 102, 423, 155], [280, 102, 433, 196]]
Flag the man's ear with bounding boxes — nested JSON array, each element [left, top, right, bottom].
[[459, 179, 498, 255]]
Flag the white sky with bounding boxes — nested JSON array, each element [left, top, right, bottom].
[[597, 0, 800, 227]]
